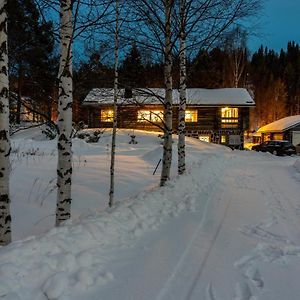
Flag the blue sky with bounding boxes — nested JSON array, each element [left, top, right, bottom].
[[248, 0, 300, 52]]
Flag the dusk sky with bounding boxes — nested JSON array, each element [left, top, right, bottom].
[[248, 0, 300, 52]]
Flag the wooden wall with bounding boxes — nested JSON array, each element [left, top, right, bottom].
[[83, 105, 251, 139]]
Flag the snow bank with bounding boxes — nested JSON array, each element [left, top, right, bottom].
[[2, 129, 229, 300]]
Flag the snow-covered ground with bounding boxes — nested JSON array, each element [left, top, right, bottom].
[[1, 127, 300, 300]]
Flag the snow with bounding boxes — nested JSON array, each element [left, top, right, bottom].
[[258, 115, 300, 133], [83, 88, 255, 106], [0, 127, 300, 300], [294, 159, 300, 172]]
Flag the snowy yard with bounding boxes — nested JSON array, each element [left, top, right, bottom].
[[1, 128, 300, 300]]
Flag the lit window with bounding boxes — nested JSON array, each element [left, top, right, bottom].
[[101, 109, 114, 122], [185, 110, 198, 122], [137, 110, 163, 122], [221, 107, 238, 128], [221, 135, 226, 143], [199, 135, 210, 142], [151, 110, 164, 122]]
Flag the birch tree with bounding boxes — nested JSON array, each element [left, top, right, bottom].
[[55, 0, 73, 225], [0, 0, 11, 245], [177, 0, 187, 175], [176, 0, 262, 175], [126, 0, 176, 186], [223, 26, 248, 88], [160, 0, 174, 186], [108, 0, 119, 207], [36, 0, 114, 223]]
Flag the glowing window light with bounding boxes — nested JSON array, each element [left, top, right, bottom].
[[221, 135, 226, 143], [137, 110, 163, 122], [221, 107, 239, 128], [185, 110, 198, 122], [199, 135, 210, 142], [101, 109, 114, 122], [221, 107, 238, 118]]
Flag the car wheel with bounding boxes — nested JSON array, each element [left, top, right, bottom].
[[272, 150, 278, 156]]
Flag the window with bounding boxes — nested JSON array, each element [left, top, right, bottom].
[[221, 107, 238, 119], [221, 135, 226, 143], [221, 107, 239, 128], [185, 110, 198, 122], [101, 109, 114, 122], [273, 133, 283, 140], [137, 110, 164, 122], [199, 135, 210, 142]]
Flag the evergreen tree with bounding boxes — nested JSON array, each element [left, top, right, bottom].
[[7, 0, 56, 123], [120, 44, 144, 88]]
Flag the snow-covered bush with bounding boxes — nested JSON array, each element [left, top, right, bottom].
[[42, 122, 58, 140], [75, 129, 104, 143]]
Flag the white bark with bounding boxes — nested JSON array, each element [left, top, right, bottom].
[[178, 0, 186, 175], [160, 0, 173, 186], [56, 0, 73, 226], [0, 0, 11, 245], [109, 0, 119, 207]]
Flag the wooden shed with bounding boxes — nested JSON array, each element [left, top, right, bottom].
[[258, 115, 300, 146]]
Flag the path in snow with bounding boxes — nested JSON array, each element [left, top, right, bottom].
[[87, 152, 300, 300]]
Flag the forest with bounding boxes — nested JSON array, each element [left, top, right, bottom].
[[6, 0, 300, 133]]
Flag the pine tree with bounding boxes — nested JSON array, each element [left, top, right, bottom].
[[120, 44, 144, 88], [7, 0, 56, 123]]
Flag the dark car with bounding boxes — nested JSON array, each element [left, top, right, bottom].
[[252, 140, 296, 156]]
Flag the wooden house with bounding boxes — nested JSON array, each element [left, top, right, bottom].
[[258, 115, 300, 146], [81, 88, 255, 148]]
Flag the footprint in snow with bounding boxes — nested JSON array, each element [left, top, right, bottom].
[[244, 266, 264, 289], [205, 282, 218, 300], [234, 281, 257, 300]]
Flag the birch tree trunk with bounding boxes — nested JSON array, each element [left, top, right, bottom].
[[160, 0, 173, 186], [178, 0, 186, 175], [56, 0, 73, 226], [0, 0, 11, 245], [109, 0, 119, 207]]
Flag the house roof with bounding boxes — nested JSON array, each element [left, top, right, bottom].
[[258, 115, 300, 133], [82, 88, 255, 107]]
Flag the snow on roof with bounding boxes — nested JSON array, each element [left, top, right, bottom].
[[82, 88, 123, 104], [258, 115, 300, 133], [83, 88, 255, 106]]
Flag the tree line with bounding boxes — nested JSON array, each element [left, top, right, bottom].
[[75, 41, 300, 132]]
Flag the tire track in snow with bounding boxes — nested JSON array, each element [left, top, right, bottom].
[[184, 188, 233, 300], [155, 158, 234, 300]]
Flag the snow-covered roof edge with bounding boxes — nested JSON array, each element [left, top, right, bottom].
[[82, 88, 255, 107], [258, 115, 300, 133]]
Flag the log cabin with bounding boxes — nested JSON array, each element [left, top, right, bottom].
[[81, 88, 255, 149]]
